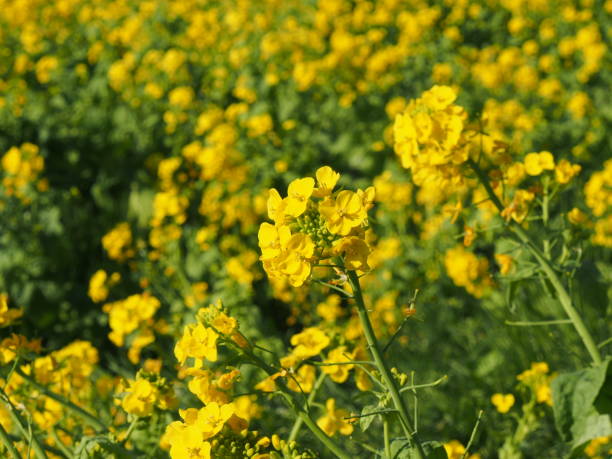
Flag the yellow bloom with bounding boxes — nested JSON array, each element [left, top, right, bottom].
[[422, 85, 457, 111], [290, 327, 330, 359], [267, 188, 287, 223], [568, 208, 588, 225], [333, 236, 370, 271], [174, 323, 219, 366], [555, 159, 581, 184], [168, 425, 212, 459], [313, 166, 340, 197], [196, 402, 235, 439], [0, 294, 23, 327], [524, 151, 555, 176], [491, 393, 515, 413], [495, 254, 513, 275], [122, 378, 159, 417], [275, 233, 315, 287], [501, 189, 535, 223], [317, 399, 353, 436], [536, 383, 552, 406], [321, 346, 355, 383], [258, 223, 290, 261], [285, 177, 315, 217], [88, 270, 109, 303], [319, 190, 366, 235]]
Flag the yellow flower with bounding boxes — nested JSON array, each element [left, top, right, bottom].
[[267, 188, 287, 223], [495, 254, 513, 275], [290, 327, 330, 359], [501, 189, 535, 223], [168, 425, 212, 459], [0, 294, 23, 327], [285, 177, 315, 217], [491, 393, 515, 413], [568, 208, 589, 225], [555, 159, 581, 185], [88, 270, 109, 303], [422, 85, 457, 110], [211, 312, 237, 336], [317, 399, 353, 436], [280, 355, 316, 393], [535, 383, 552, 406], [196, 402, 235, 439], [274, 233, 315, 287], [444, 440, 480, 459], [524, 151, 555, 176], [258, 223, 290, 260], [333, 236, 370, 271], [321, 346, 355, 383], [122, 378, 159, 417], [174, 323, 219, 366], [319, 190, 366, 235], [313, 166, 340, 197]]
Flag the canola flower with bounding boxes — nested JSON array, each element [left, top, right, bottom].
[[259, 166, 374, 287]]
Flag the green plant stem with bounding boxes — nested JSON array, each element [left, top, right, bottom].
[[288, 372, 326, 443], [50, 428, 72, 458], [384, 416, 392, 459], [399, 375, 448, 393], [347, 270, 426, 459], [462, 410, 483, 459], [122, 416, 139, 445], [5, 433, 67, 458], [505, 319, 572, 326], [15, 368, 106, 433], [598, 336, 612, 349], [468, 159, 602, 366], [0, 422, 20, 459], [0, 387, 48, 459]]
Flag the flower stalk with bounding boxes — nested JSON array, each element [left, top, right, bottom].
[[347, 270, 426, 459], [468, 159, 602, 365]]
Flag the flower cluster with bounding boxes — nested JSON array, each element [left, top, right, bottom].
[[258, 166, 374, 287], [584, 160, 612, 247], [0, 143, 47, 203], [119, 371, 177, 417], [516, 362, 555, 406], [163, 301, 270, 458], [0, 293, 23, 327], [393, 85, 471, 188], [102, 293, 161, 363], [444, 245, 493, 298]]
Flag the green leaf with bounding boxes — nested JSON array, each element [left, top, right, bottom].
[[359, 403, 379, 432], [551, 359, 612, 452]]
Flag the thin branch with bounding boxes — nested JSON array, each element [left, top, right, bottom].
[[505, 319, 572, 327]]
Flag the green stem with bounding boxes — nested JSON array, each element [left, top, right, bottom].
[[505, 319, 572, 327], [0, 387, 48, 459], [15, 369, 106, 433], [0, 421, 20, 459], [122, 416, 139, 445], [347, 270, 426, 459], [384, 416, 392, 459], [542, 177, 550, 259], [468, 159, 602, 366], [50, 428, 72, 458], [399, 375, 448, 393], [288, 372, 326, 443], [461, 410, 483, 459]]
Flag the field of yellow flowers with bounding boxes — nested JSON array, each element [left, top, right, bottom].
[[1, 0, 611, 458]]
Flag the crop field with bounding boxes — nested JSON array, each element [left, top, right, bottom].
[[0, 0, 611, 458]]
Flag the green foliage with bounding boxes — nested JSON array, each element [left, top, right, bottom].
[[552, 359, 612, 453]]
